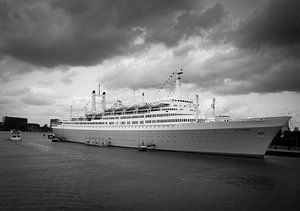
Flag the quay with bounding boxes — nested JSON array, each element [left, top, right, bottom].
[[267, 149, 300, 157]]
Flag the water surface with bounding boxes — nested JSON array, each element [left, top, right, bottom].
[[0, 132, 299, 210]]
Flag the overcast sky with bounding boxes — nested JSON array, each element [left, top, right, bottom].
[[0, 0, 299, 127]]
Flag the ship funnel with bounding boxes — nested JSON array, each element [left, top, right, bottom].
[[70, 105, 73, 117], [102, 92, 106, 110], [211, 97, 216, 118], [195, 95, 199, 123], [92, 90, 96, 113]]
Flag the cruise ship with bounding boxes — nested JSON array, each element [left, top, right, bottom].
[[52, 70, 291, 157]]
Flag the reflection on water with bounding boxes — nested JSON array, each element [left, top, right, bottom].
[[20, 142, 52, 153], [0, 132, 299, 210], [219, 174, 276, 191]]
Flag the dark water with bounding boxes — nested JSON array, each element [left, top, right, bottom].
[[0, 132, 299, 210]]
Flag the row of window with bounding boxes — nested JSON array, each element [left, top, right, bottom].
[[97, 106, 195, 119], [103, 108, 161, 116], [162, 108, 177, 111], [64, 118, 195, 125], [171, 99, 193, 103], [101, 113, 189, 120]]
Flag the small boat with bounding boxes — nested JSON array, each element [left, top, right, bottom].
[[47, 134, 60, 142], [52, 137, 60, 142], [48, 134, 54, 139], [10, 129, 22, 141], [138, 144, 148, 151], [138, 143, 156, 151]]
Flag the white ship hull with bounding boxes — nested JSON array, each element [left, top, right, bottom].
[[53, 116, 290, 157]]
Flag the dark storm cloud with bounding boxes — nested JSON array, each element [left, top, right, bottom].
[[0, 56, 37, 82], [2, 87, 30, 96], [233, 0, 300, 49], [145, 2, 226, 46], [95, 0, 300, 95], [181, 0, 300, 95], [220, 0, 300, 94], [0, 0, 226, 69], [185, 48, 300, 95]]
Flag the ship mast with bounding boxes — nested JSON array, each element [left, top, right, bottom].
[[174, 69, 183, 98]]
